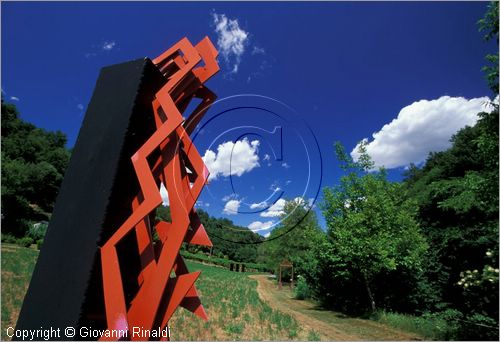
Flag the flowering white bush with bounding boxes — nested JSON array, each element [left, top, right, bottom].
[[457, 250, 499, 288]]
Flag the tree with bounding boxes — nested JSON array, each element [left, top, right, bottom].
[[478, 1, 499, 94], [257, 198, 323, 275], [176, 208, 263, 263], [1, 99, 70, 236], [319, 142, 427, 312], [403, 106, 499, 319]]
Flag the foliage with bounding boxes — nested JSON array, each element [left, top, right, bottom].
[[294, 277, 312, 300], [374, 310, 449, 340], [373, 308, 500, 341], [1, 234, 18, 244], [155, 205, 171, 222], [27, 222, 48, 241], [190, 209, 263, 263], [306, 142, 427, 314], [307, 330, 321, 341], [16, 237, 34, 248], [154, 206, 264, 263], [397, 9, 500, 333], [180, 250, 271, 272], [478, 1, 499, 94], [257, 198, 323, 276], [403, 109, 499, 325], [1, 100, 70, 237]]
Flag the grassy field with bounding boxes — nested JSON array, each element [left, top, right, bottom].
[[0, 244, 317, 341], [168, 262, 316, 340], [1, 243, 39, 341]]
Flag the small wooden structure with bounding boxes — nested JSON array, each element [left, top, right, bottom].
[[229, 262, 246, 273], [278, 258, 294, 289]]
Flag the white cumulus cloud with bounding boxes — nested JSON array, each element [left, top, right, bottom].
[[248, 220, 274, 232], [202, 138, 260, 181], [351, 96, 496, 169], [212, 12, 249, 73], [260, 198, 286, 217], [223, 199, 241, 215], [10, 96, 19, 101], [250, 201, 268, 210]]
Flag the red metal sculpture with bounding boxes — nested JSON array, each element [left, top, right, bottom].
[[99, 37, 219, 340]]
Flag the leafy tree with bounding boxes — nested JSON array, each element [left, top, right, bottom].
[[478, 1, 499, 94], [317, 142, 427, 313], [397, 7, 499, 333], [1, 99, 70, 236], [257, 198, 323, 276], [403, 107, 499, 320]]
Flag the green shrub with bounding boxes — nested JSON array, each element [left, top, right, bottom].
[[36, 239, 44, 250], [374, 309, 451, 340], [457, 313, 499, 340], [372, 309, 499, 340], [27, 222, 48, 241], [295, 277, 312, 300], [1, 234, 18, 244], [307, 330, 321, 341], [180, 250, 271, 272], [17, 237, 34, 248], [429, 310, 499, 341], [430, 309, 462, 340]]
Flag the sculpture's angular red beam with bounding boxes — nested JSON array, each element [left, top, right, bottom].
[[99, 36, 219, 341]]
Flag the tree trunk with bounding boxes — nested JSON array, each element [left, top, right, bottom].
[[362, 272, 376, 312]]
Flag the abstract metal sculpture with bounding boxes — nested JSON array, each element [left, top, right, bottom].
[[15, 37, 219, 341], [99, 36, 218, 339]]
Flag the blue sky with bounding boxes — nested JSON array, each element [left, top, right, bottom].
[[2, 1, 497, 236]]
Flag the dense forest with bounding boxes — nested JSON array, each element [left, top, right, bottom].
[[1, 101, 70, 240], [156, 206, 263, 263]]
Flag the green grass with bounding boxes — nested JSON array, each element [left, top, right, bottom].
[[171, 261, 308, 340], [373, 310, 448, 340], [0, 244, 308, 341], [180, 250, 271, 272], [1, 244, 39, 340], [307, 330, 321, 341]]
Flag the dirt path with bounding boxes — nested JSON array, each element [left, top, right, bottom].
[[250, 275, 422, 341]]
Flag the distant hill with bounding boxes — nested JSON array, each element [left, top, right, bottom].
[[156, 206, 263, 263]]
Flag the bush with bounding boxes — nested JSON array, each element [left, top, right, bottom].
[[455, 313, 498, 341], [374, 310, 445, 340], [373, 309, 498, 340], [17, 236, 34, 248], [28, 221, 48, 240], [1, 233, 18, 244], [180, 250, 271, 272], [36, 239, 44, 250], [295, 277, 312, 300]]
